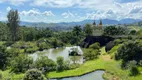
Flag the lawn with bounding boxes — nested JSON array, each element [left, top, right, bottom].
[[48, 59, 106, 78], [48, 57, 142, 80], [48, 57, 129, 79]]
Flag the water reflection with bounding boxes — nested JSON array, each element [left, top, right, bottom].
[[29, 46, 83, 63]]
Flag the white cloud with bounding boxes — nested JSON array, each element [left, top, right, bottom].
[[6, 6, 11, 11], [32, 0, 115, 9], [2, 0, 142, 22], [0, 0, 29, 6], [20, 8, 55, 17], [129, 6, 142, 14], [42, 11, 55, 16], [20, 8, 40, 16], [86, 11, 106, 20], [32, 0, 78, 8], [31, 0, 142, 20], [62, 11, 75, 18], [105, 9, 115, 14]]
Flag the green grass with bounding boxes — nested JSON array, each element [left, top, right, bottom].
[[108, 44, 122, 59], [100, 46, 107, 55], [48, 58, 129, 79], [48, 58, 130, 79], [0, 70, 24, 80], [48, 59, 106, 78], [48, 58, 142, 80]]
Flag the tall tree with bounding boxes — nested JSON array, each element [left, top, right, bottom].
[[72, 25, 82, 37], [84, 24, 93, 36], [7, 9, 20, 41]]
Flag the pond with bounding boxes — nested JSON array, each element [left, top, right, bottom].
[[50, 70, 104, 80], [29, 46, 83, 63], [29, 46, 105, 80]]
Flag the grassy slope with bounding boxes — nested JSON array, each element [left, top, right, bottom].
[[48, 58, 131, 79], [48, 59, 106, 78], [108, 44, 122, 59]]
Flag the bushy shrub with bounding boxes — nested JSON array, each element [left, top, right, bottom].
[[83, 49, 99, 60], [127, 60, 137, 69], [127, 36, 133, 40], [70, 56, 81, 64], [5, 48, 22, 57], [35, 56, 56, 72], [115, 41, 142, 61], [11, 41, 24, 48], [70, 63, 80, 69], [0, 42, 6, 52], [63, 60, 70, 70], [56, 56, 64, 72], [129, 30, 136, 35], [89, 42, 100, 50], [23, 69, 45, 80], [38, 42, 49, 51], [130, 67, 139, 76], [10, 54, 33, 73], [25, 47, 39, 53], [104, 26, 126, 36], [3, 41, 14, 46], [115, 41, 142, 70], [114, 39, 122, 45], [127, 60, 139, 76]]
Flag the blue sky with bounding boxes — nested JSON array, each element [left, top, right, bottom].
[[0, 0, 142, 23]]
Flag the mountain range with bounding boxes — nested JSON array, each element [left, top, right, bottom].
[[20, 18, 142, 27]]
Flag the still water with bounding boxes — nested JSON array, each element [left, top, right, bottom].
[[29, 46, 83, 63], [50, 70, 104, 80]]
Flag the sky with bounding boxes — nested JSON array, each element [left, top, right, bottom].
[[0, 0, 142, 23]]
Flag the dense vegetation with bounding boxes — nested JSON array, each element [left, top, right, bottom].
[[0, 9, 142, 80]]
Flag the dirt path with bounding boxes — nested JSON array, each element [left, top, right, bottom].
[[100, 47, 112, 61], [100, 55, 111, 61]]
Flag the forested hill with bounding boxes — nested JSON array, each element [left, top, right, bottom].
[[1, 18, 142, 31], [20, 18, 142, 28]]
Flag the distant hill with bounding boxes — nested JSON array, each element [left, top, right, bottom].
[[130, 21, 142, 26], [2, 18, 142, 31], [20, 18, 142, 26], [119, 18, 141, 24]]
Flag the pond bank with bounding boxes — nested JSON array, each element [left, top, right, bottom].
[[50, 69, 105, 80], [48, 59, 107, 78], [48, 58, 140, 80]]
